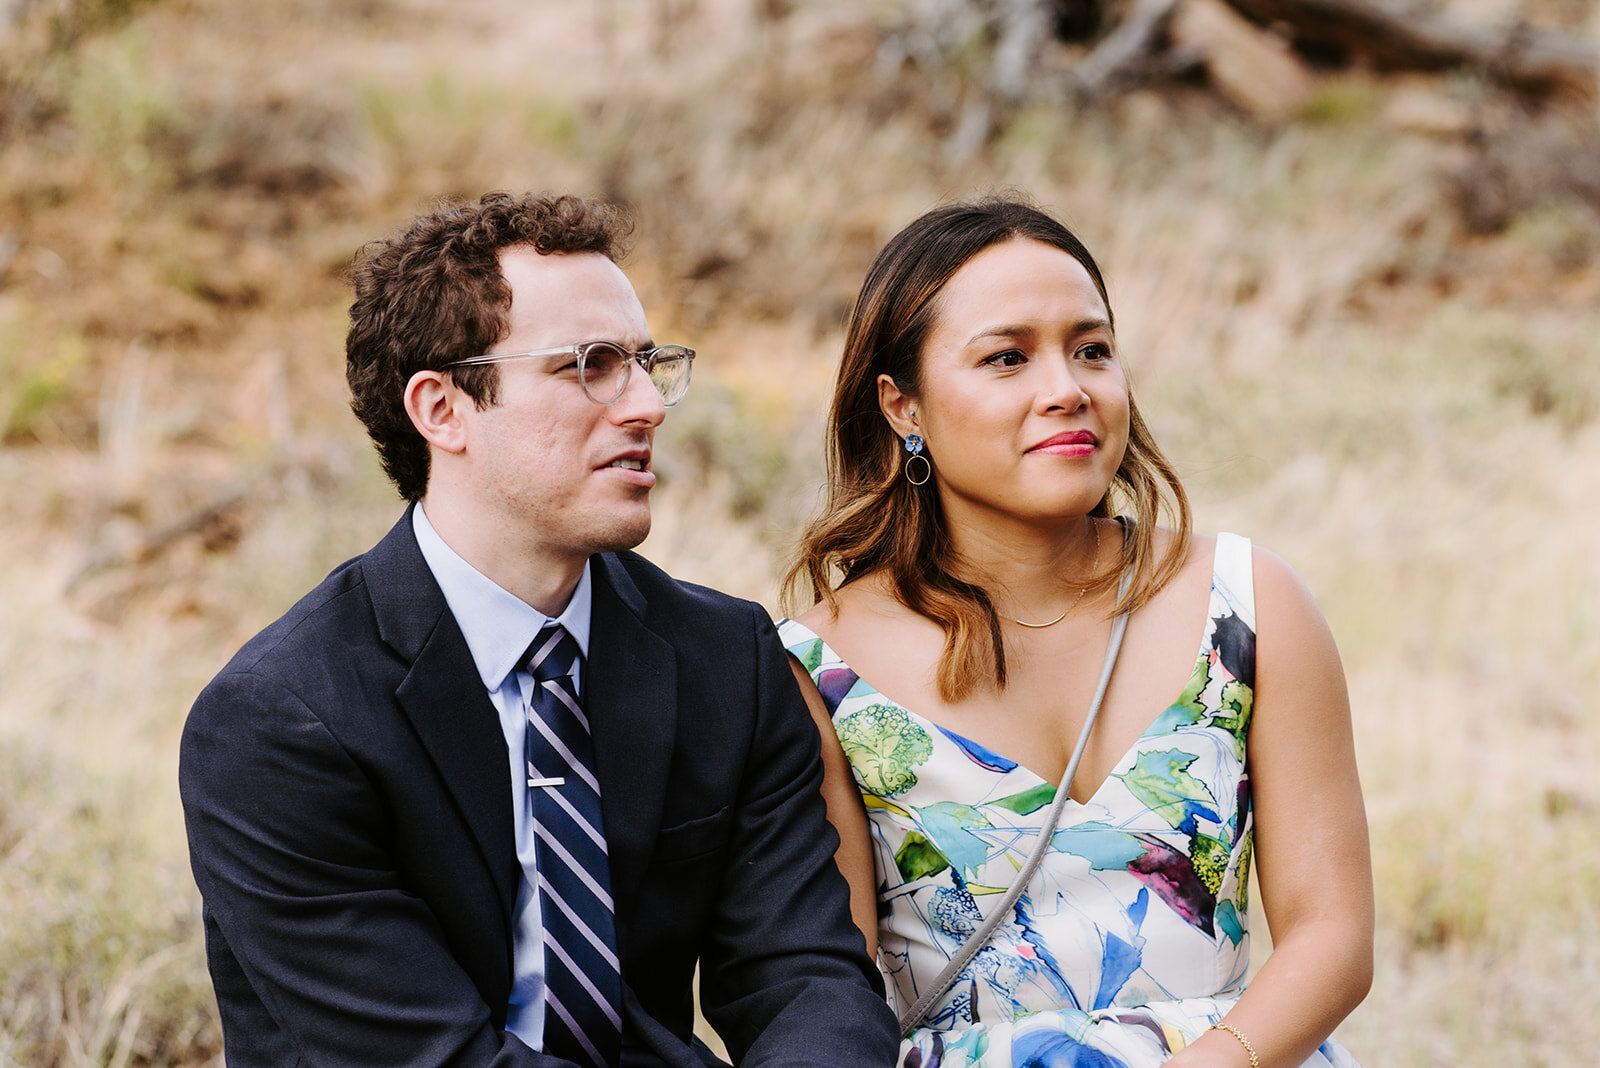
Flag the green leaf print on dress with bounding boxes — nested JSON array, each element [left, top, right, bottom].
[[1214, 679, 1253, 749], [1150, 656, 1211, 736], [1190, 832, 1231, 895], [796, 637, 826, 674], [896, 831, 952, 881], [836, 702, 934, 796], [1118, 749, 1220, 835], [990, 782, 1055, 815]]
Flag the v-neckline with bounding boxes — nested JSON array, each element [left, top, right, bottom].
[[784, 555, 1223, 807]]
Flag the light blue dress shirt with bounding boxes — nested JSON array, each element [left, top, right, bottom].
[[412, 504, 593, 1051]]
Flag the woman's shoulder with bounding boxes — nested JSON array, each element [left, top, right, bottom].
[[1178, 532, 1338, 669], [1137, 524, 1216, 594], [1144, 525, 1305, 597], [791, 597, 839, 640], [1141, 526, 1338, 690], [790, 574, 948, 685], [1203, 533, 1324, 626], [793, 573, 906, 635], [1137, 526, 1326, 632]]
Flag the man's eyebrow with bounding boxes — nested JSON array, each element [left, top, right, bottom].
[[965, 318, 1112, 345], [574, 337, 653, 351]]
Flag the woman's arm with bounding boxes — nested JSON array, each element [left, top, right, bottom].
[[788, 655, 880, 959], [1173, 546, 1374, 1067]]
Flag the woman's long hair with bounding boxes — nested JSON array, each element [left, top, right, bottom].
[[784, 197, 1192, 702]]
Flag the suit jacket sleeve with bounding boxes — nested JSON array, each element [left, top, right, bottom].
[[694, 606, 900, 1068], [180, 668, 579, 1068]]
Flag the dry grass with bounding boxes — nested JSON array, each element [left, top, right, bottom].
[[2, 0, 1598, 1063]]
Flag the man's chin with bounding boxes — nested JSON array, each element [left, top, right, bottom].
[[592, 515, 652, 556]]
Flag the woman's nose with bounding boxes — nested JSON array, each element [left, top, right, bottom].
[[1036, 360, 1089, 412]]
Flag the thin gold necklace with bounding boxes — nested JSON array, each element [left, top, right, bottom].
[[1009, 522, 1100, 629]]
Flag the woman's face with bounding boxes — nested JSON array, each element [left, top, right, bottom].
[[884, 237, 1130, 531]]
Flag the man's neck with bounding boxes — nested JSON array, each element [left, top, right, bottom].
[[416, 494, 585, 618]]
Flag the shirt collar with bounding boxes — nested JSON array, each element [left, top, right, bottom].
[[411, 504, 593, 691]]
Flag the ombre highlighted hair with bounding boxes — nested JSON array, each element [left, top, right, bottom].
[[784, 197, 1191, 702]]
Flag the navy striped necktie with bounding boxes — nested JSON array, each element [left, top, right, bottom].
[[523, 622, 622, 1067]]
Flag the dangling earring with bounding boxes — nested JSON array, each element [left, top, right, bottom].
[[903, 432, 931, 486]]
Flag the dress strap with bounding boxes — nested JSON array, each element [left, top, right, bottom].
[[1213, 532, 1256, 634]]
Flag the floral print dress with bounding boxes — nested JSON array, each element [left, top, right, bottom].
[[779, 533, 1360, 1068]]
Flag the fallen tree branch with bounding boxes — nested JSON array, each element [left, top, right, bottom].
[[67, 489, 249, 594], [0, 230, 18, 280], [1071, 0, 1183, 99], [1224, 0, 1598, 93]]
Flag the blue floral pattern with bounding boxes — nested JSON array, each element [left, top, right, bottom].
[[781, 533, 1359, 1067]]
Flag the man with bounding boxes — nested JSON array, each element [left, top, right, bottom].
[[179, 192, 898, 1067]]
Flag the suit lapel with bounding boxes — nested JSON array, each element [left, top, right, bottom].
[[365, 510, 519, 924], [587, 554, 677, 912]]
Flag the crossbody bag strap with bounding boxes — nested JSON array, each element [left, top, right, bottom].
[[897, 561, 1137, 1038]]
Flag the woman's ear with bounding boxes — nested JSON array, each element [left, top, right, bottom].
[[877, 373, 920, 442], [403, 370, 469, 455]]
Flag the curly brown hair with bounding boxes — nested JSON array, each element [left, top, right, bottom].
[[784, 197, 1191, 702], [345, 191, 634, 501]]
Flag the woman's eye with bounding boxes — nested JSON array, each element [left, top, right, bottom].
[[983, 349, 1027, 368], [1078, 343, 1113, 362]]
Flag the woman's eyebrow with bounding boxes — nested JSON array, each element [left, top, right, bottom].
[[965, 323, 1033, 345], [965, 317, 1112, 345]]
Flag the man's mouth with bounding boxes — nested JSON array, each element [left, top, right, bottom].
[[607, 458, 646, 471]]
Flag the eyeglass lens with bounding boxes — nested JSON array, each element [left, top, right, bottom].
[[581, 343, 691, 406]]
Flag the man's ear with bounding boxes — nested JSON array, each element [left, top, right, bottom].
[[403, 370, 469, 455], [877, 373, 920, 442]]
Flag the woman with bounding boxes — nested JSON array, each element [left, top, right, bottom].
[[779, 198, 1373, 1067]]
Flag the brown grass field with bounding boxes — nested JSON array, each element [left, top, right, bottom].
[[2, 0, 1598, 1064]]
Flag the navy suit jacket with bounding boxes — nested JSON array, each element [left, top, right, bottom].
[[179, 512, 898, 1067]]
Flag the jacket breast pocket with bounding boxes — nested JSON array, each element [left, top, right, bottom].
[[652, 805, 730, 863]]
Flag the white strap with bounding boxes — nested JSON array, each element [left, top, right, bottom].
[[897, 562, 1136, 1038], [1213, 532, 1256, 632]]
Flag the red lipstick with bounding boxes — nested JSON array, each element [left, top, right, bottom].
[[1027, 430, 1097, 457]]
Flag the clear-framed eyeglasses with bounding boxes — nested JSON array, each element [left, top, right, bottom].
[[445, 341, 695, 407]]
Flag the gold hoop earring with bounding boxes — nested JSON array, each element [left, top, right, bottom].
[[904, 433, 931, 486]]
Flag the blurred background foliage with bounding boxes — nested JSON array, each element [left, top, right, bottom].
[[1, 0, 1598, 1064]]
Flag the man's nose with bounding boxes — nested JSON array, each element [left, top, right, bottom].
[[609, 359, 667, 426]]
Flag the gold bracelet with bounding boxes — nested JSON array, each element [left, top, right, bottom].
[[1208, 1022, 1261, 1068]]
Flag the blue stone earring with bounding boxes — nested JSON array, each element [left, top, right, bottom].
[[903, 432, 931, 486]]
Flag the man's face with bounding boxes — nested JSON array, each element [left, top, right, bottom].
[[459, 247, 666, 568]]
